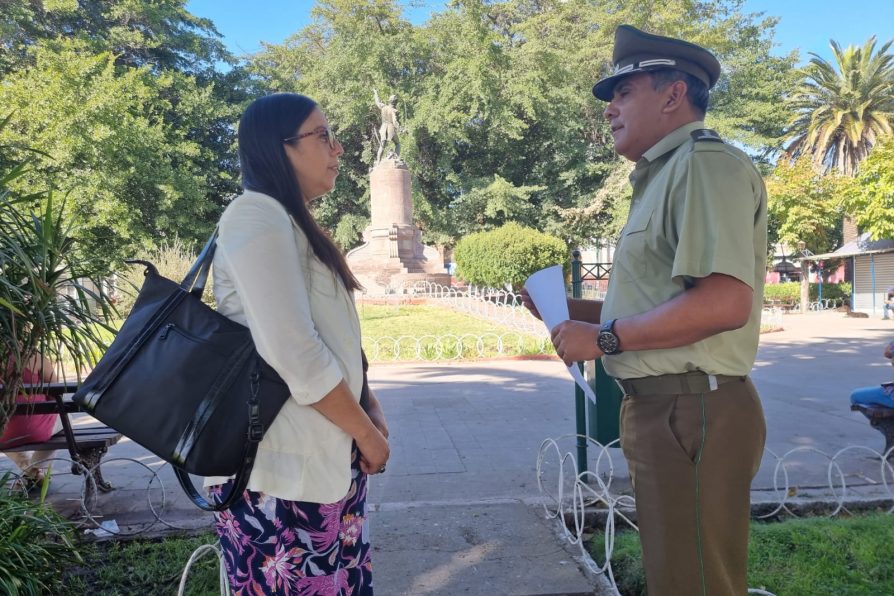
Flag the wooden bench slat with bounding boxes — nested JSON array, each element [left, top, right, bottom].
[[1, 383, 123, 497]]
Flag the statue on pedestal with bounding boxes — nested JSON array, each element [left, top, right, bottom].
[[373, 89, 400, 163], [346, 90, 450, 293]]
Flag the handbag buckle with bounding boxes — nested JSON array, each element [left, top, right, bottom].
[[247, 402, 263, 441], [248, 422, 264, 442]]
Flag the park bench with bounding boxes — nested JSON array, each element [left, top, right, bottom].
[[1, 382, 122, 500], [764, 299, 797, 312], [850, 403, 894, 457]]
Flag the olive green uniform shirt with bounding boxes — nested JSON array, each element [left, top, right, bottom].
[[601, 121, 768, 379]]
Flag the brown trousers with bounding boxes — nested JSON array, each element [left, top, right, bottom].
[[620, 376, 766, 596]]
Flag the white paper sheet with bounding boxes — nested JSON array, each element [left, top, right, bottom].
[[524, 265, 597, 403]]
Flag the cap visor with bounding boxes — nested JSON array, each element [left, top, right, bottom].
[[592, 69, 644, 101]]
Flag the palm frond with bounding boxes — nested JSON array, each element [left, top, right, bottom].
[[785, 35, 894, 175]]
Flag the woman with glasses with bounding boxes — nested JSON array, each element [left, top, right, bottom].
[[206, 93, 389, 594]]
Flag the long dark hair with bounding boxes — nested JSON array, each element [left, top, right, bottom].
[[237, 93, 360, 291]]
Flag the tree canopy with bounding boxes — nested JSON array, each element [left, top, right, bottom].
[[7, 0, 889, 268], [766, 156, 845, 256], [847, 138, 894, 240], [786, 36, 894, 176], [250, 0, 797, 250], [0, 0, 248, 270]]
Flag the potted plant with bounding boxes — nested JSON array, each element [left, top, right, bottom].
[[0, 117, 116, 434]]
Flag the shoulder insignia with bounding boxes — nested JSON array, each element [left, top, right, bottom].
[[690, 128, 723, 143]]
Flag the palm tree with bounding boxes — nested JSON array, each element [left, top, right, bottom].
[[787, 36, 894, 176]]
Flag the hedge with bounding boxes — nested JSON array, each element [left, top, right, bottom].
[[762, 282, 852, 304], [454, 223, 568, 289]]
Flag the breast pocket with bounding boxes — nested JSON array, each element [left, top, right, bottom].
[[615, 209, 654, 284]]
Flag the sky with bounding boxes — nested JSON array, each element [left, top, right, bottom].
[[186, 0, 894, 63]]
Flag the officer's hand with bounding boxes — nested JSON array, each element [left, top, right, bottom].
[[551, 320, 602, 366], [519, 288, 542, 321]]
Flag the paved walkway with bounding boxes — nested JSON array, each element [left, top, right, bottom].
[[4, 310, 894, 595]]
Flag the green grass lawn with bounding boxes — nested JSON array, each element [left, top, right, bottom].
[[62, 533, 221, 596], [590, 513, 894, 595], [358, 303, 547, 360]]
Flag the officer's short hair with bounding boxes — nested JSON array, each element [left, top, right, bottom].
[[649, 69, 710, 115]]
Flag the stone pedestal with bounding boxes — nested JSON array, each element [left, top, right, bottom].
[[347, 158, 451, 293]]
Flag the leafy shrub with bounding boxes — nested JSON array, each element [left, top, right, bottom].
[[454, 222, 568, 289], [823, 282, 851, 301], [114, 238, 214, 316], [0, 472, 82, 595], [762, 282, 851, 304], [1, 123, 117, 429]]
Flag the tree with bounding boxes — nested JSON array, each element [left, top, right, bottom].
[[786, 36, 894, 176], [0, 39, 238, 270], [848, 139, 894, 239], [0, 0, 250, 271], [766, 156, 845, 256], [0, 0, 232, 77], [251, 0, 795, 251]]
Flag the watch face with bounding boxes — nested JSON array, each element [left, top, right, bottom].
[[599, 331, 619, 354]]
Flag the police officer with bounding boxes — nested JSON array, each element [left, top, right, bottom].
[[543, 25, 768, 595]]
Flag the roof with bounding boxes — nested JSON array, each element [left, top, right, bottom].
[[802, 233, 894, 260]]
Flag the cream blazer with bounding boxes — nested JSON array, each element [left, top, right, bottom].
[[204, 190, 362, 503]]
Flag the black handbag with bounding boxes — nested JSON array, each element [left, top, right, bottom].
[[73, 231, 291, 511]]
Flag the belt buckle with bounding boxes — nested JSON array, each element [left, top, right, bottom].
[[707, 374, 718, 391]]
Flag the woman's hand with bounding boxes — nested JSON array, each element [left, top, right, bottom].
[[356, 426, 390, 475], [310, 380, 390, 474], [364, 391, 389, 439]]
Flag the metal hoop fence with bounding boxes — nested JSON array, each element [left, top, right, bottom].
[[536, 435, 894, 596], [391, 280, 547, 336], [2, 456, 211, 537], [363, 332, 551, 361]]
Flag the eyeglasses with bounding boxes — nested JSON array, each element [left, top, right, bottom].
[[283, 126, 339, 150]]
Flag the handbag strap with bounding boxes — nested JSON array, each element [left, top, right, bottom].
[[359, 348, 370, 410], [173, 358, 266, 512], [181, 229, 219, 299], [174, 442, 258, 511], [174, 437, 260, 512]]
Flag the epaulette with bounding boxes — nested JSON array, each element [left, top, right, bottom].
[[690, 128, 723, 143]]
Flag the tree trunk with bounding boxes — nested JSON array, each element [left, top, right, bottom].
[[800, 261, 810, 313]]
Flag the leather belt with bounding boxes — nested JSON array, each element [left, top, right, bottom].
[[616, 371, 746, 396]]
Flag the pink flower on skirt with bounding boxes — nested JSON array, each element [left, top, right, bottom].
[[295, 567, 349, 595], [260, 542, 305, 590], [215, 509, 246, 553], [340, 513, 364, 547]]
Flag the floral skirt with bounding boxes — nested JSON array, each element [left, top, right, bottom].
[[210, 447, 372, 595]]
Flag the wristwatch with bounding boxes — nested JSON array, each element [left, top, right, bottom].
[[597, 319, 623, 355]]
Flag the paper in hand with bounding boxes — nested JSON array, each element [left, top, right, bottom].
[[524, 265, 597, 403]]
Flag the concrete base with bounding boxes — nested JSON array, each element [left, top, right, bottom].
[[347, 158, 451, 294]]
